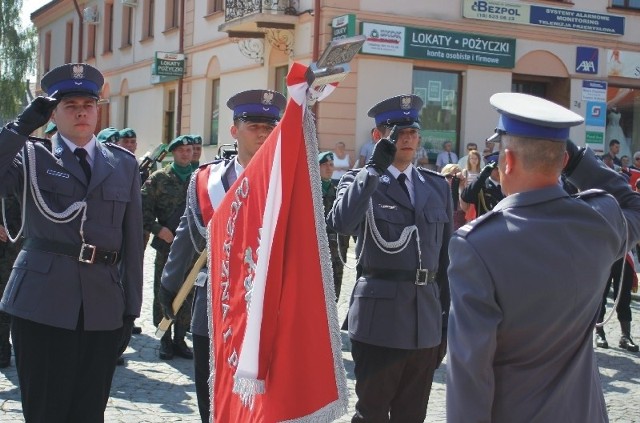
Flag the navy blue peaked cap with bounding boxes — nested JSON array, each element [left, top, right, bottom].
[[227, 89, 287, 124], [367, 94, 424, 129], [41, 63, 104, 100]]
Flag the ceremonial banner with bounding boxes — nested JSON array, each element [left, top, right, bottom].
[[207, 63, 348, 422]]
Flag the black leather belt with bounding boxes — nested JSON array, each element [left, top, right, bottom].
[[362, 268, 436, 285], [23, 238, 120, 265]]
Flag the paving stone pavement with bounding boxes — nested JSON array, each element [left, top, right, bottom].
[[1, 245, 640, 422]]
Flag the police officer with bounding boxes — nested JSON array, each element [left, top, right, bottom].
[[159, 89, 286, 422], [0, 195, 21, 368], [327, 94, 451, 422], [319, 151, 349, 301], [446, 93, 640, 422], [142, 134, 196, 360], [0, 63, 143, 421], [460, 151, 504, 218]]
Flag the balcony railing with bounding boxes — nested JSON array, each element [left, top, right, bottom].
[[224, 0, 298, 22]]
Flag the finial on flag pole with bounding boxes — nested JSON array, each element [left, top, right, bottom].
[[305, 35, 366, 106]]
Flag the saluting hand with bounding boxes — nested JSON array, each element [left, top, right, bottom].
[[9, 94, 60, 137], [366, 138, 397, 175]]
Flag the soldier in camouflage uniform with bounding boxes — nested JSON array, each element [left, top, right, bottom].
[[142, 135, 196, 360], [319, 151, 349, 301], [0, 195, 21, 368]]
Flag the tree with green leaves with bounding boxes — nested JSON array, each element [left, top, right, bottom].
[[0, 0, 37, 122]]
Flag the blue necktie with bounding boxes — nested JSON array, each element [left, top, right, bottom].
[[74, 148, 91, 182], [397, 173, 410, 200]]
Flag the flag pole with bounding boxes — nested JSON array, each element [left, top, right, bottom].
[[155, 250, 208, 338]]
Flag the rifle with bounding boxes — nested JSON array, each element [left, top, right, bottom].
[[215, 143, 238, 160], [139, 144, 168, 182], [155, 250, 208, 338]]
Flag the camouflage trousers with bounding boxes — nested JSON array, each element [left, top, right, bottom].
[[153, 250, 194, 340], [329, 233, 350, 302]]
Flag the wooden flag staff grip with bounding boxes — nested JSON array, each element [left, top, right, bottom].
[[155, 250, 208, 338]]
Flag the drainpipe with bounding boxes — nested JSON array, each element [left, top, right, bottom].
[[72, 0, 84, 62], [176, 0, 185, 137]]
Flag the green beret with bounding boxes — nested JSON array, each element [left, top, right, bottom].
[[189, 135, 203, 145], [318, 151, 334, 164], [97, 127, 120, 143], [167, 135, 196, 152], [119, 128, 136, 138], [44, 122, 57, 134]]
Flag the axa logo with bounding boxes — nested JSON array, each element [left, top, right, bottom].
[[577, 60, 596, 73], [576, 47, 598, 74]]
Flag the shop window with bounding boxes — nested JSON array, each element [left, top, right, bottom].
[[412, 69, 460, 167], [611, 0, 640, 10], [607, 86, 640, 160]]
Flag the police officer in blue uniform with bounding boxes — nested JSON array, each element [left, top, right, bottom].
[[447, 93, 640, 423], [0, 63, 143, 422], [327, 94, 451, 422], [159, 89, 286, 422]]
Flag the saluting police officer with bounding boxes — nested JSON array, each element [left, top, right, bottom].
[[0, 63, 143, 421], [327, 94, 451, 422], [159, 89, 286, 422], [142, 134, 196, 361], [446, 93, 640, 422]]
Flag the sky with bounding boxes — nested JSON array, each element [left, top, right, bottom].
[[22, 0, 51, 29]]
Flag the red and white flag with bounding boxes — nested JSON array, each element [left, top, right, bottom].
[[207, 63, 348, 422]]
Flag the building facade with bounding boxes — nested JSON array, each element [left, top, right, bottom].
[[31, 0, 640, 162]]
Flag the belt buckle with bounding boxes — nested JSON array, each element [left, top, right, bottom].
[[79, 243, 97, 264], [415, 269, 428, 285]]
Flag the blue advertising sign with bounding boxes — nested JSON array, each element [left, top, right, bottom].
[[529, 6, 624, 36], [585, 101, 606, 127], [576, 47, 598, 74]]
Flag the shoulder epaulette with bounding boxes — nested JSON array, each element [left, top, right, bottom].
[[417, 166, 445, 179], [571, 188, 608, 200], [104, 142, 136, 157], [456, 210, 500, 238], [199, 158, 225, 170]]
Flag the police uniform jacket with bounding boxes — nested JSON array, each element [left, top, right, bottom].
[[327, 166, 452, 349], [161, 157, 237, 337], [447, 148, 640, 423], [0, 129, 144, 331]]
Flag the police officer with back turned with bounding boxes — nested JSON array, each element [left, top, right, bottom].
[[0, 63, 143, 422], [327, 94, 451, 422], [447, 93, 640, 423]]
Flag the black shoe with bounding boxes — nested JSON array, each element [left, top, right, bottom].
[[0, 343, 10, 368], [595, 332, 609, 349], [116, 355, 125, 366], [619, 335, 639, 352], [159, 336, 174, 360], [173, 339, 194, 359], [132, 326, 142, 335]]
